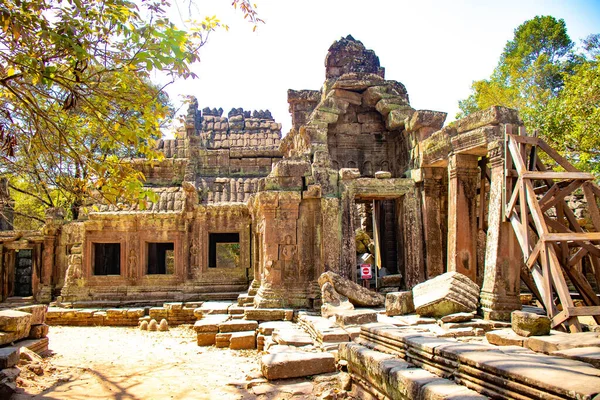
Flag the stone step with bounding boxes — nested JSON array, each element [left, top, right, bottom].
[[260, 351, 336, 380], [357, 323, 600, 399], [272, 328, 313, 347], [339, 342, 487, 400]]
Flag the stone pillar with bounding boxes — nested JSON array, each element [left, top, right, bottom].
[[447, 154, 479, 282], [421, 167, 445, 279], [480, 146, 522, 320]]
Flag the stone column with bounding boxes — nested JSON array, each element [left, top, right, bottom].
[[480, 146, 522, 320], [421, 167, 445, 279], [447, 154, 479, 282]]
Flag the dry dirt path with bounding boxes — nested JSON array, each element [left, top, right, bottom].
[[10, 325, 334, 400]]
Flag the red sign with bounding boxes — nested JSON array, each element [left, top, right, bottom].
[[361, 264, 372, 280]]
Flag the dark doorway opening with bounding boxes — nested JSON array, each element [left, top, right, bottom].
[[93, 243, 121, 275], [14, 249, 32, 297], [147, 242, 175, 274], [209, 233, 240, 268]]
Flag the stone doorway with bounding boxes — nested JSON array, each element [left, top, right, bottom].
[[355, 198, 402, 285]]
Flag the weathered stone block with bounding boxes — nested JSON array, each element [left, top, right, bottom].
[[28, 324, 49, 339], [455, 106, 520, 134], [0, 310, 32, 342], [258, 321, 294, 335], [261, 352, 335, 380], [412, 272, 479, 317], [272, 329, 313, 346], [219, 320, 258, 333], [375, 97, 409, 117], [229, 331, 256, 350], [244, 309, 286, 322], [193, 320, 220, 333], [386, 291, 415, 316], [374, 171, 392, 179], [335, 309, 378, 327], [386, 106, 415, 130], [511, 310, 551, 337], [406, 110, 447, 133], [439, 312, 475, 323], [0, 347, 19, 369], [197, 332, 216, 346], [339, 168, 361, 180], [16, 305, 47, 325]]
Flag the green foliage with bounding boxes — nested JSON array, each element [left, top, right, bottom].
[[457, 16, 600, 173], [0, 0, 261, 226], [542, 56, 600, 173]]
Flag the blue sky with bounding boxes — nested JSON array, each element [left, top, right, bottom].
[[162, 0, 600, 135]]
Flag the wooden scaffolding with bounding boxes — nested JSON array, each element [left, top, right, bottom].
[[504, 126, 600, 332]]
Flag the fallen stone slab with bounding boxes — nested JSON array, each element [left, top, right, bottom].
[[318, 271, 385, 307], [551, 347, 600, 368], [335, 309, 378, 327], [440, 312, 475, 323], [511, 310, 551, 337], [486, 329, 529, 347], [527, 331, 600, 354], [258, 321, 294, 335], [260, 352, 336, 380], [229, 331, 256, 350], [385, 291, 415, 316], [0, 347, 19, 369], [272, 329, 313, 347], [219, 320, 258, 333], [412, 272, 479, 317]]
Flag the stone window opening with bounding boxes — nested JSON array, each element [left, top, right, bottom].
[[209, 233, 240, 269], [93, 243, 121, 275], [14, 249, 32, 297], [147, 242, 175, 275]]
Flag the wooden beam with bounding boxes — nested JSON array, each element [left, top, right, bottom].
[[540, 180, 585, 212], [564, 306, 600, 317], [522, 171, 595, 181], [537, 141, 579, 172], [509, 135, 540, 145], [544, 233, 600, 242]]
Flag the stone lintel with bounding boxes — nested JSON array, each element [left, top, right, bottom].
[[455, 106, 520, 134]]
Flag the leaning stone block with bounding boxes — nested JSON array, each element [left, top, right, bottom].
[[0, 347, 19, 369], [386, 291, 415, 316], [318, 271, 385, 307], [511, 310, 551, 337], [412, 272, 479, 317], [261, 352, 335, 380]]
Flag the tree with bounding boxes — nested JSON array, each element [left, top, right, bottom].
[[542, 54, 600, 172], [458, 16, 600, 172], [0, 0, 261, 228], [457, 16, 574, 125]]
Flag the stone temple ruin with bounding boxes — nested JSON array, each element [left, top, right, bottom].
[[1, 36, 600, 399]]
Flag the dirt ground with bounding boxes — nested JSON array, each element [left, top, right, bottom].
[[10, 326, 340, 400]]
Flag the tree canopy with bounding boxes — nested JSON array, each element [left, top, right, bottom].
[[458, 16, 600, 172], [0, 0, 261, 228]]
